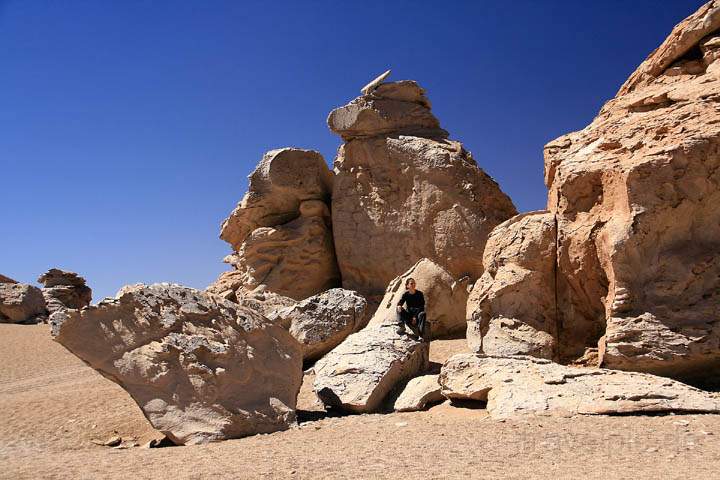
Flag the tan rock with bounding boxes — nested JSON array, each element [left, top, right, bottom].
[[467, 212, 557, 359], [439, 354, 720, 419], [0, 283, 46, 324], [37, 268, 92, 314], [313, 324, 429, 413], [51, 283, 303, 445], [393, 374, 443, 412], [0, 274, 17, 284], [370, 258, 468, 338]]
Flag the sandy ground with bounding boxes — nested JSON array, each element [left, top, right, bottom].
[[2, 324, 720, 479]]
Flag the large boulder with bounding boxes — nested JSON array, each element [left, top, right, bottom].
[[51, 283, 303, 445], [542, 2, 720, 377], [313, 324, 429, 413], [274, 288, 367, 361], [466, 212, 557, 359], [37, 268, 92, 314], [393, 374, 443, 412], [0, 274, 16, 284], [440, 354, 720, 419], [329, 78, 516, 299], [0, 283, 46, 324], [370, 258, 468, 338], [212, 148, 340, 300]]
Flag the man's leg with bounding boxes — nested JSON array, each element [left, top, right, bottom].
[[417, 311, 429, 341], [396, 309, 410, 335]]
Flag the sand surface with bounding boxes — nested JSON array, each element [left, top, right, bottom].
[[2, 324, 720, 479]]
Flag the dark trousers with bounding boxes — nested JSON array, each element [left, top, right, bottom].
[[397, 309, 427, 337]]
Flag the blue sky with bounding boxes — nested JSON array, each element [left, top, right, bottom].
[[1, 0, 705, 300]]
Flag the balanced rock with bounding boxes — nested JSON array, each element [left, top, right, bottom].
[[543, 1, 720, 377], [370, 258, 468, 338], [467, 212, 557, 359], [51, 283, 303, 445], [393, 374, 443, 412], [212, 148, 340, 300], [274, 288, 367, 361], [0, 282, 46, 324], [37, 268, 92, 314], [313, 324, 429, 413], [440, 354, 720, 419], [329, 83, 516, 298]]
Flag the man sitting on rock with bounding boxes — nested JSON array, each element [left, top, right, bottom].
[[396, 278, 427, 340]]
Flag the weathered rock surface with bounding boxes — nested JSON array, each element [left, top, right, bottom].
[[37, 268, 92, 314], [0, 274, 17, 284], [393, 374, 443, 412], [51, 283, 303, 445], [370, 258, 468, 338], [273, 288, 367, 361], [329, 82, 516, 298], [0, 283, 46, 324], [467, 212, 557, 359], [440, 354, 720, 419], [212, 148, 340, 300], [313, 324, 429, 413]]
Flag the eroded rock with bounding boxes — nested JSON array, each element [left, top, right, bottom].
[[393, 374, 443, 412], [0, 282, 46, 324], [37, 268, 92, 314]]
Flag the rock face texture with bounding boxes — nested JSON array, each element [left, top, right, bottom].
[[393, 374, 444, 412], [440, 354, 720, 419], [51, 284, 303, 445], [37, 268, 92, 314], [370, 258, 468, 338], [0, 274, 16, 284], [542, 2, 720, 377], [313, 324, 429, 413], [467, 212, 557, 359], [0, 283, 46, 324], [274, 288, 368, 361], [212, 148, 340, 301], [328, 79, 516, 298]]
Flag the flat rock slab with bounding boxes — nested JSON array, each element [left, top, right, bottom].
[[52, 283, 303, 445], [393, 374, 443, 412], [440, 354, 720, 419], [313, 324, 429, 413]]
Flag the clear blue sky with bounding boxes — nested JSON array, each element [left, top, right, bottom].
[[1, 0, 705, 301]]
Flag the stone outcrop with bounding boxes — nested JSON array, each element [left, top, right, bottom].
[[0, 274, 16, 284], [212, 148, 340, 300], [466, 212, 557, 359], [37, 268, 92, 314], [273, 288, 367, 361], [370, 258, 468, 338], [328, 78, 516, 298], [540, 1, 720, 378], [313, 324, 429, 413], [0, 282, 46, 324], [440, 354, 720, 419], [51, 283, 303, 445], [393, 374, 443, 412]]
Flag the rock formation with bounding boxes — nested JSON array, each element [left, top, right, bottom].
[[211, 148, 340, 301], [0, 274, 16, 284], [393, 374, 443, 412], [313, 324, 429, 413], [440, 354, 720, 418], [37, 268, 92, 314], [328, 78, 516, 298], [273, 288, 367, 361], [370, 258, 468, 338], [51, 283, 303, 445], [466, 212, 557, 359], [0, 282, 46, 324]]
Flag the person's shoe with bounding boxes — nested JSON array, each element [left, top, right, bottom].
[[396, 325, 406, 335]]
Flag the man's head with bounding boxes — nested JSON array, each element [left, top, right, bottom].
[[405, 277, 416, 293]]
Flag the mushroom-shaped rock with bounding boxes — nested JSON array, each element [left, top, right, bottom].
[[439, 354, 720, 419], [51, 283, 303, 445], [370, 258, 468, 338], [313, 324, 429, 413], [0, 283, 46, 324], [37, 268, 92, 314], [393, 374, 443, 412], [466, 212, 557, 359]]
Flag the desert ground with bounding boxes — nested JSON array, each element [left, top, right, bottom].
[[1, 323, 719, 480]]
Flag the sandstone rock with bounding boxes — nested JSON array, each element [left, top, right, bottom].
[[370, 258, 468, 338], [213, 148, 340, 300], [440, 354, 720, 418], [393, 374, 443, 412], [360, 69, 391, 95], [467, 212, 557, 359], [0, 274, 17, 284], [0, 283, 46, 324], [51, 283, 303, 445], [37, 268, 92, 314], [273, 288, 367, 361], [234, 285, 296, 326], [330, 93, 517, 298], [313, 324, 429, 413]]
